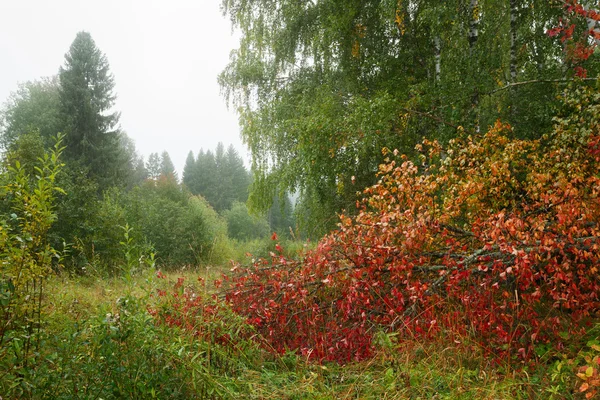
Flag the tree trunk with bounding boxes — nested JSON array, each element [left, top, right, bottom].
[[510, 0, 518, 83], [469, 0, 480, 133], [434, 36, 441, 83]]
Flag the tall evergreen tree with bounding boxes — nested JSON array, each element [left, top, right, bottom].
[[182, 150, 198, 192], [213, 142, 229, 210], [268, 193, 294, 237], [131, 154, 148, 186], [225, 144, 250, 205], [59, 31, 123, 189], [146, 152, 161, 180], [160, 151, 178, 181], [117, 133, 147, 187], [182, 144, 250, 212]]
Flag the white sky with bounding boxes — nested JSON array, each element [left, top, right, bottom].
[[0, 0, 246, 175]]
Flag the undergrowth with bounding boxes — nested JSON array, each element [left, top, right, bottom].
[[0, 271, 586, 399]]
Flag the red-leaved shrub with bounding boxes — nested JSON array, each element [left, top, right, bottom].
[[224, 86, 600, 363]]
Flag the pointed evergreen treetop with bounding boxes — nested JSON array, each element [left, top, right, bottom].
[[59, 31, 123, 188], [160, 151, 178, 181]]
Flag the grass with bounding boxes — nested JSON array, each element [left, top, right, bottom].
[[0, 266, 584, 399]]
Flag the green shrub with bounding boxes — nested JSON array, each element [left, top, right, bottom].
[[0, 135, 64, 376], [49, 163, 100, 272], [224, 201, 270, 241], [125, 178, 230, 267]]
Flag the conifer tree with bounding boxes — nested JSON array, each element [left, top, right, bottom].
[[59, 31, 124, 189], [182, 150, 198, 192], [160, 151, 177, 181], [225, 144, 250, 205], [146, 152, 161, 180], [183, 143, 251, 212]]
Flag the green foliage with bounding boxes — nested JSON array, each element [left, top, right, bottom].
[[266, 192, 295, 238], [220, 0, 596, 234], [0, 274, 263, 399], [118, 133, 148, 189], [49, 163, 101, 272], [91, 187, 128, 268], [47, 151, 230, 273], [4, 295, 234, 398], [228, 235, 309, 264], [224, 201, 270, 241], [59, 31, 132, 190], [184, 143, 250, 212], [119, 224, 156, 288], [160, 150, 178, 181], [0, 77, 62, 150], [0, 134, 64, 372], [125, 178, 229, 267], [146, 152, 161, 180], [2, 131, 46, 180]]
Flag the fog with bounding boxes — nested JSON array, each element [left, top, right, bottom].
[[0, 0, 246, 174]]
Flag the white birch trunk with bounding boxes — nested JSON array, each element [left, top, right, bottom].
[[510, 0, 518, 83], [582, 1, 600, 46], [469, 0, 480, 133], [434, 36, 441, 83], [468, 0, 480, 52]]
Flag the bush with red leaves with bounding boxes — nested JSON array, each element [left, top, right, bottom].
[[224, 85, 600, 364]]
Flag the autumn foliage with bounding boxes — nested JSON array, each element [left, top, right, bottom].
[[222, 85, 600, 363], [548, 0, 600, 77]]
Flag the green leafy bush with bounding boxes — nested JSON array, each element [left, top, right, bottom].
[[125, 177, 230, 267], [224, 201, 270, 241], [0, 134, 64, 374]]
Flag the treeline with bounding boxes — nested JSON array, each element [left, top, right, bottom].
[[0, 31, 294, 272]]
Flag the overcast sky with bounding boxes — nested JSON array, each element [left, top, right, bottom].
[[0, 0, 246, 176]]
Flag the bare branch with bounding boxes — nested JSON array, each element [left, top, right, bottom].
[[400, 108, 476, 135], [488, 77, 597, 95]]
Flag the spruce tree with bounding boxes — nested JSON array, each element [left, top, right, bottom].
[[160, 151, 177, 181], [146, 152, 161, 180], [182, 150, 199, 192], [59, 31, 123, 189], [224, 144, 250, 205], [182, 144, 251, 212]]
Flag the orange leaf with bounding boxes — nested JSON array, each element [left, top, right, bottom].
[[581, 382, 589, 392]]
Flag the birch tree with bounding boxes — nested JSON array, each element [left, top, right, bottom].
[[221, 0, 596, 236]]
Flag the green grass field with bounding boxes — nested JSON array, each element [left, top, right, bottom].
[[0, 266, 584, 399]]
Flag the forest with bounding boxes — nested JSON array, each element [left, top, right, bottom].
[[0, 0, 599, 398]]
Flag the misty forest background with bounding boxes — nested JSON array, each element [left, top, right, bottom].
[[1, 0, 600, 398], [1, 31, 295, 272]]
